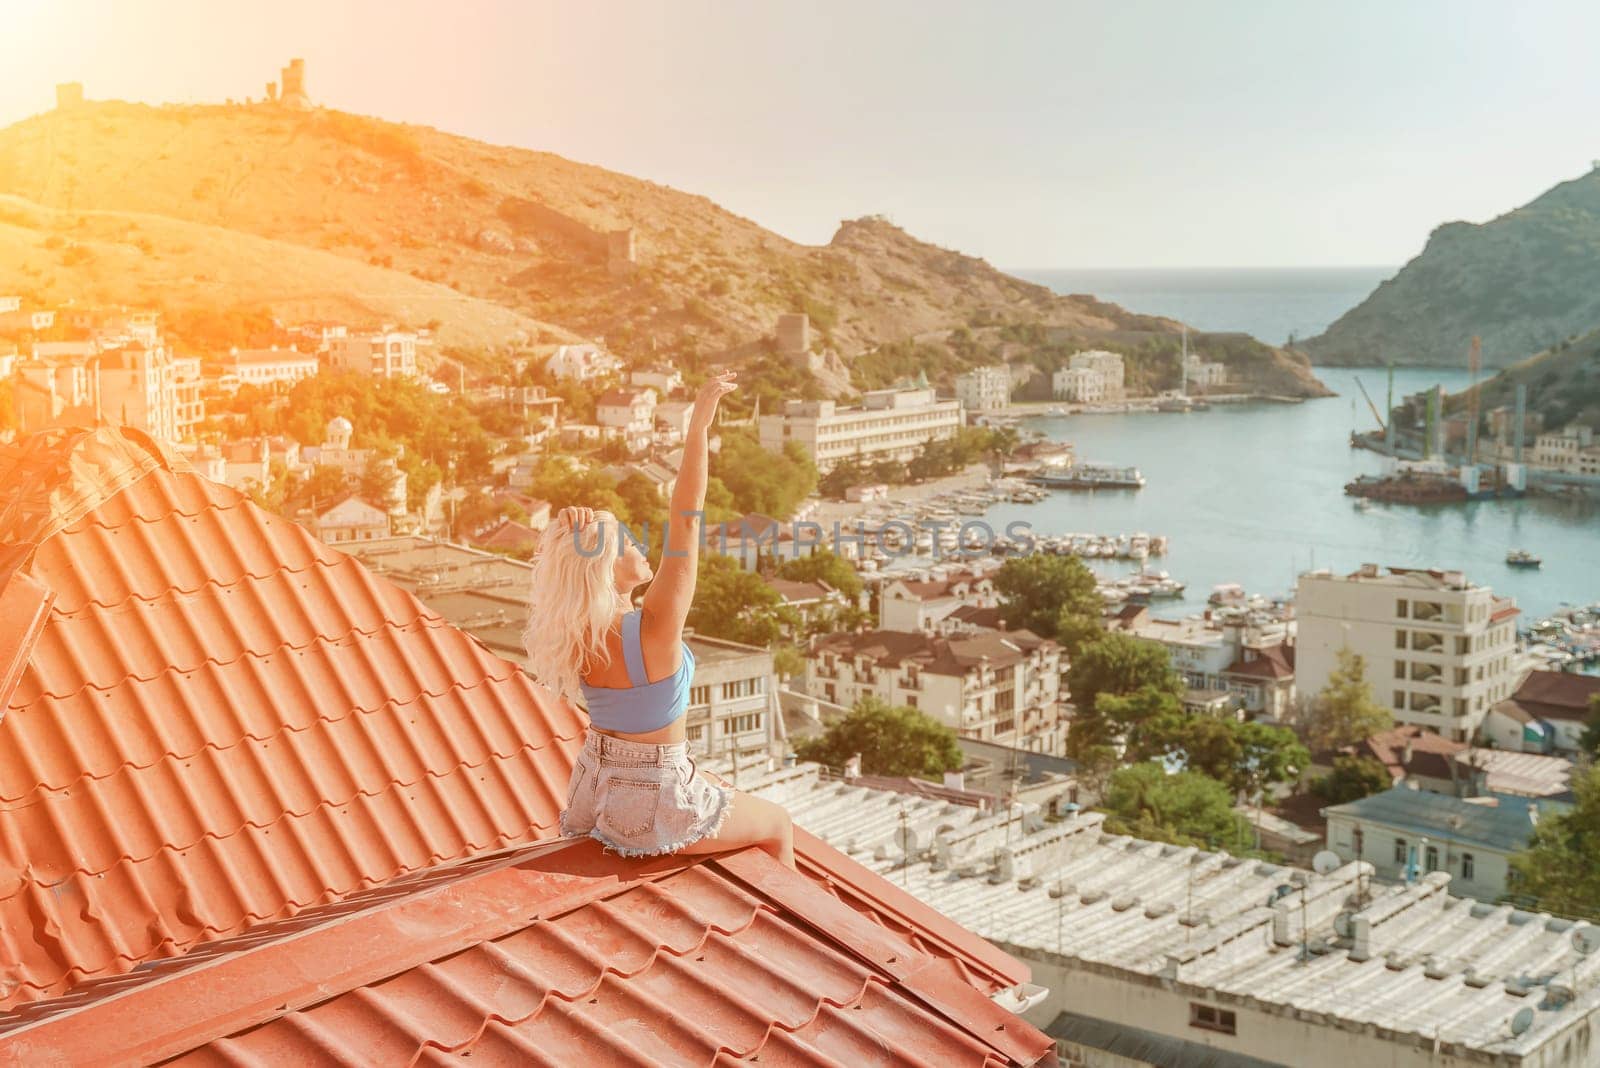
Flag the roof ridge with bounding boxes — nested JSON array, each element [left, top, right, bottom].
[[0, 741, 571, 890], [0, 427, 184, 555], [15, 612, 468, 703], [0, 681, 576, 805]]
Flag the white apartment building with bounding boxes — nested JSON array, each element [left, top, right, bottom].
[[758, 387, 960, 472], [1296, 564, 1519, 742], [805, 625, 1067, 753], [1119, 609, 1297, 720], [629, 364, 684, 396], [878, 563, 1002, 633], [954, 365, 1011, 411], [220, 346, 320, 388], [327, 330, 417, 379], [681, 635, 782, 764]]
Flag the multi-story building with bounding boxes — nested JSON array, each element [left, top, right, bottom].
[[682, 634, 782, 764], [596, 388, 656, 453], [1295, 564, 1519, 742], [878, 562, 1002, 633], [310, 494, 392, 543], [16, 340, 201, 444], [758, 387, 960, 472], [1531, 424, 1600, 474], [805, 625, 1067, 753], [1485, 669, 1600, 754], [954, 365, 1011, 412], [327, 329, 416, 379], [1052, 350, 1125, 403], [219, 346, 320, 389], [629, 364, 683, 396], [1116, 607, 1297, 720], [1322, 786, 1557, 904]]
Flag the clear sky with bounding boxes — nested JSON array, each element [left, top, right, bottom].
[[4, 0, 1599, 268]]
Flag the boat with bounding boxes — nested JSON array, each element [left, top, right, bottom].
[[1027, 463, 1146, 490], [1353, 497, 1373, 512], [1209, 583, 1247, 608], [1506, 550, 1542, 569]]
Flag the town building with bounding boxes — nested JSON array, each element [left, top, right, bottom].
[[0, 303, 55, 334], [628, 363, 683, 395], [1052, 350, 1125, 403], [878, 562, 1003, 633], [0, 428, 1049, 1062], [1183, 352, 1228, 389], [544, 343, 621, 382], [217, 345, 319, 389], [706, 512, 821, 570], [954, 365, 1011, 412], [757, 387, 960, 472], [14, 337, 202, 444], [292, 320, 348, 352], [1120, 609, 1297, 720], [595, 387, 656, 453], [326, 329, 417, 379], [680, 635, 783, 764], [1322, 785, 1559, 904], [1295, 565, 1519, 742], [770, 577, 849, 633], [745, 765, 1600, 1068], [1485, 669, 1600, 755], [805, 625, 1067, 753], [467, 516, 543, 557], [1531, 424, 1600, 473], [309, 493, 392, 543], [653, 399, 694, 446]]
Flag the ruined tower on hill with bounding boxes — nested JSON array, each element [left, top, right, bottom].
[[268, 58, 311, 110]]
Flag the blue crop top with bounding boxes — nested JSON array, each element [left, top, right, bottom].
[[577, 610, 696, 733]]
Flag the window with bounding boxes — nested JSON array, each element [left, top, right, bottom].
[[1393, 690, 1405, 709], [1425, 846, 1439, 872], [1393, 661, 1406, 679], [686, 724, 704, 742], [1395, 630, 1408, 649], [1461, 853, 1475, 881], [1394, 838, 1407, 864], [723, 677, 763, 700], [1189, 1003, 1237, 1036], [906, 694, 918, 709], [1396, 599, 1409, 618], [723, 712, 764, 735], [690, 685, 711, 707]]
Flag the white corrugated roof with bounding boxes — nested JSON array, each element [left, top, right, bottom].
[[741, 763, 1600, 1060]]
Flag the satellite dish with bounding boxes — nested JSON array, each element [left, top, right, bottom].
[[894, 825, 920, 854], [1573, 925, 1600, 957], [1509, 1007, 1536, 1037], [1313, 850, 1343, 875]]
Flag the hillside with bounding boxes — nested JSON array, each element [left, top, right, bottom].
[[1449, 330, 1600, 434], [0, 97, 1326, 395], [1303, 166, 1600, 368]]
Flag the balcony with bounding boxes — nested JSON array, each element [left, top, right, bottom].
[[1410, 633, 1444, 654], [1409, 665, 1442, 684]]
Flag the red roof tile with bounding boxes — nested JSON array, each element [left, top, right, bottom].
[[1509, 669, 1600, 721], [0, 428, 585, 1007], [0, 837, 1052, 1066]]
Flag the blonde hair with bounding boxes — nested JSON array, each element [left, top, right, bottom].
[[522, 511, 631, 699]]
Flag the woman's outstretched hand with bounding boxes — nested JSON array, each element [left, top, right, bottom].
[[689, 371, 737, 433]]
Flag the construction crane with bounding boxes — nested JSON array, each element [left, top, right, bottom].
[[1354, 375, 1386, 433]]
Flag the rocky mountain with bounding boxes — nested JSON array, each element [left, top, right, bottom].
[[0, 97, 1326, 395], [1450, 329, 1600, 434], [1303, 166, 1600, 369]]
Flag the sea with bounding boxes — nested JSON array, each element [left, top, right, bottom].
[[975, 267, 1599, 626]]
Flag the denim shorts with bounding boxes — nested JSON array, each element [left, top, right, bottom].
[[559, 731, 734, 857]]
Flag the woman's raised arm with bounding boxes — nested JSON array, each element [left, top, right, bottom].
[[640, 372, 736, 638]]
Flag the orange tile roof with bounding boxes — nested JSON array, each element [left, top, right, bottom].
[[0, 428, 584, 1007], [0, 427, 1047, 1054], [0, 836, 1051, 1066]]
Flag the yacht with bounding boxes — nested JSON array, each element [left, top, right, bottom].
[[1506, 549, 1542, 569]]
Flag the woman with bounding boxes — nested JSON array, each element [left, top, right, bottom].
[[525, 370, 796, 868]]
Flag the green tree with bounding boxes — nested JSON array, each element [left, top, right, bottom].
[[1101, 763, 1254, 849], [1128, 708, 1308, 799], [1508, 763, 1600, 920], [776, 548, 864, 600], [1311, 755, 1393, 805], [1578, 693, 1600, 759], [1299, 647, 1393, 753], [301, 464, 352, 505], [772, 643, 806, 681], [1068, 633, 1183, 718], [686, 554, 796, 647], [794, 695, 962, 777], [711, 429, 817, 519], [994, 554, 1102, 648]]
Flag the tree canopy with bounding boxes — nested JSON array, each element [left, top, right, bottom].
[[794, 695, 963, 778], [1101, 763, 1254, 850], [994, 554, 1102, 651], [1508, 763, 1600, 921], [711, 429, 817, 519], [684, 554, 797, 647], [1299, 647, 1393, 754], [1311, 754, 1393, 805], [776, 548, 864, 600], [1068, 633, 1183, 719]]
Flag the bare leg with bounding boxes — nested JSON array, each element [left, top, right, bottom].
[[675, 789, 796, 869]]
